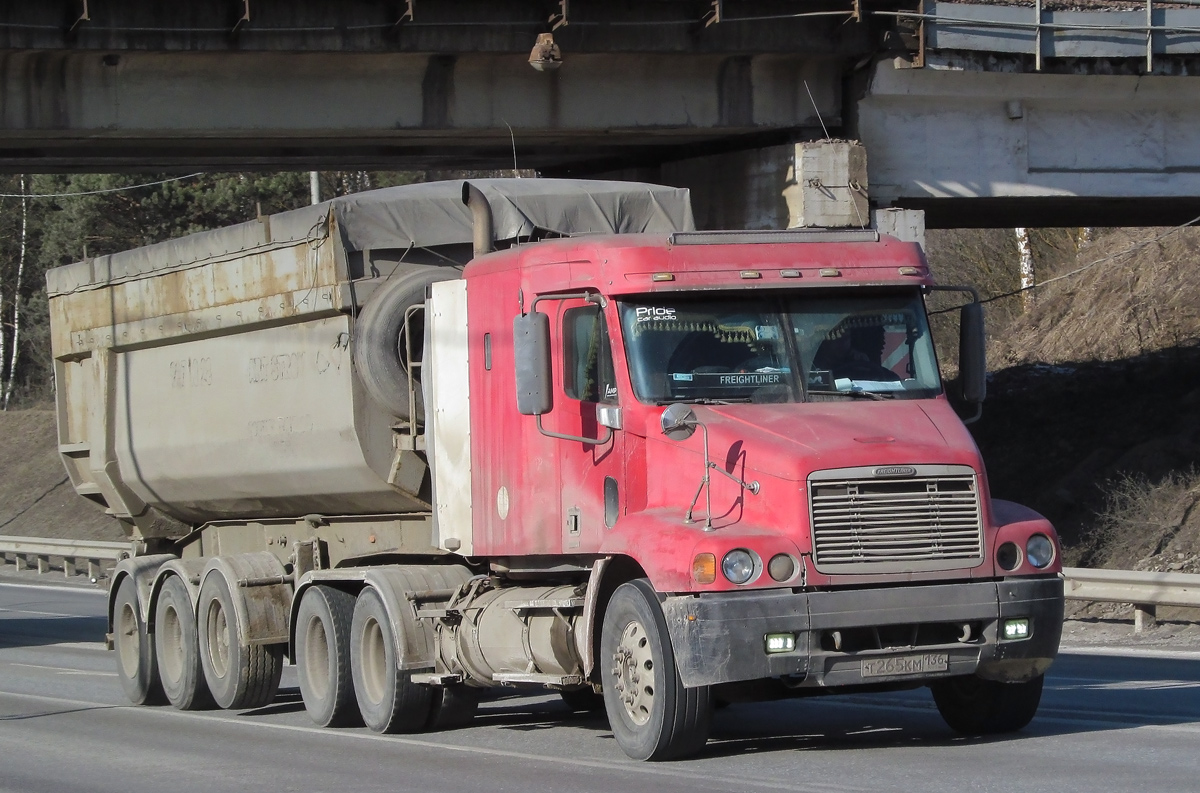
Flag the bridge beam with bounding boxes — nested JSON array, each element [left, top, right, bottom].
[[0, 49, 841, 172], [859, 59, 1200, 227]]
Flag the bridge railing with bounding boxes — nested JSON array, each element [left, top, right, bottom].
[[0, 536, 131, 583], [877, 1, 1200, 71]]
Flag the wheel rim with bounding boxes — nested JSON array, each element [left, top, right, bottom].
[[205, 598, 231, 679], [611, 619, 656, 726], [360, 615, 388, 706], [159, 602, 185, 684], [304, 613, 331, 699], [116, 601, 141, 679]]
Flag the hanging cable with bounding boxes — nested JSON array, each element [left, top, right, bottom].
[[0, 172, 205, 199]]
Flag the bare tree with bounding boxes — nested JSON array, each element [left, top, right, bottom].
[[1015, 227, 1035, 313], [3, 175, 27, 410]]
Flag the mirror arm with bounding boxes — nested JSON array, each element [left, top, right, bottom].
[[926, 284, 981, 304], [528, 291, 606, 315], [535, 414, 613, 446]]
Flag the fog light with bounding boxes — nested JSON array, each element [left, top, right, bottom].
[[1002, 618, 1031, 640], [1026, 534, 1055, 568], [997, 541, 1021, 571], [768, 554, 796, 582], [722, 550, 756, 585], [692, 553, 716, 584], [765, 633, 796, 653]]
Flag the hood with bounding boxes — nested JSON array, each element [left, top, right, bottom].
[[692, 398, 979, 482]]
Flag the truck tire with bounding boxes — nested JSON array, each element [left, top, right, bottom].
[[197, 572, 284, 710], [600, 579, 712, 761], [352, 267, 457, 421], [296, 585, 361, 728], [931, 673, 1045, 735], [112, 576, 166, 706], [153, 575, 213, 710], [350, 587, 433, 733]]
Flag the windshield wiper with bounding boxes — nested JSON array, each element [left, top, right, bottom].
[[656, 397, 753, 405], [807, 389, 893, 401]]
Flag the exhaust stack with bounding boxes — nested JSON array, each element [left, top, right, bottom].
[[462, 182, 494, 258]]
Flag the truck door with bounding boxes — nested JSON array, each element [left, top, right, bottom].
[[552, 299, 623, 554]]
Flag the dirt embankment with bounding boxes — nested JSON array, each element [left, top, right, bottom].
[[0, 409, 125, 542], [962, 225, 1200, 578]]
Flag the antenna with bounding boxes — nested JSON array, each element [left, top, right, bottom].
[[503, 119, 520, 177], [803, 80, 831, 141]]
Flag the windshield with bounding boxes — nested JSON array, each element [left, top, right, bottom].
[[618, 291, 941, 403]]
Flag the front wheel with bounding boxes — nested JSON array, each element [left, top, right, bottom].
[[931, 673, 1045, 735], [600, 579, 711, 761]]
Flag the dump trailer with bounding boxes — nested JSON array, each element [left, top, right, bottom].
[[47, 178, 1064, 761]]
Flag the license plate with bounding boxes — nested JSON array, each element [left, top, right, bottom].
[[860, 652, 949, 678]]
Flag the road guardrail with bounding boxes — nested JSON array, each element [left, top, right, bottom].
[[1062, 566, 1200, 633], [0, 535, 131, 583]]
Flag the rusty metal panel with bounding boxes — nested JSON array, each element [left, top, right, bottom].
[[49, 238, 342, 360]]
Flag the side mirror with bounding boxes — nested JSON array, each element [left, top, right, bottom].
[[660, 403, 697, 440], [513, 312, 553, 415], [959, 301, 987, 405]]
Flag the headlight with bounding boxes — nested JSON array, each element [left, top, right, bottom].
[[768, 554, 796, 582], [1026, 534, 1055, 568], [722, 550, 756, 585], [996, 541, 1021, 571]]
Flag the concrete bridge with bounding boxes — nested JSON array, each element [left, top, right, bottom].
[[3, 0, 1200, 228]]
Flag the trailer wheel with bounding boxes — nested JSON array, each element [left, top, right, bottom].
[[352, 267, 457, 421], [297, 585, 361, 728], [600, 579, 712, 761], [197, 572, 284, 710], [931, 673, 1045, 735], [112, 576, 166, 706], [154, 575, 213, 710], [350, 587, 433, 732]]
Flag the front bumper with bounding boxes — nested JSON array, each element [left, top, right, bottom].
[[660, 576, 1063, 689]]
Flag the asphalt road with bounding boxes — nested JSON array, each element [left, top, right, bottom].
[[3, 579, 1200, 793]]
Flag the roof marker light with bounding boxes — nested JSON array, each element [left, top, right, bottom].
[[899, 267, 922, 276], [780, 269, 802, 278], [819, 268, 841, 277], [652, 272, 675, 282], [740, 271, 762, 279]]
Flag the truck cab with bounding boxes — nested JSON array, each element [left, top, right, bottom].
[[440, 226, 1063, 756]]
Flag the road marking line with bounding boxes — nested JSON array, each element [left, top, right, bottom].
[[0, 607, 98, 618], [0, 582, 106, 596], [1059, 646, 1200, 660], [6, 662, 117, 677], [0, 689, 867, 793]]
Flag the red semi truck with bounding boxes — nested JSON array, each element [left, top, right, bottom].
[[47, 179, 1063, 761]]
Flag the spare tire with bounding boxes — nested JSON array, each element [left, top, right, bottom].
[[353, 266, 458, 421]]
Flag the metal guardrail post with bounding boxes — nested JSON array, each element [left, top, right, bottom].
[[0, 535, 132, 583]]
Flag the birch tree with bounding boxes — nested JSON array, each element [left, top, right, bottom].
[[1014, 227, 1035, 313], [3, 175, 27, 409]]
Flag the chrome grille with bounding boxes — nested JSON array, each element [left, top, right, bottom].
[[809, 468, 983, 574]]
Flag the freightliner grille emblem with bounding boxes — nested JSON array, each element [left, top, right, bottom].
[[874, 466, 917, 477]]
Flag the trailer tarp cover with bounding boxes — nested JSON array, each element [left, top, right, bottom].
[[46, 178, 695, 297]]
